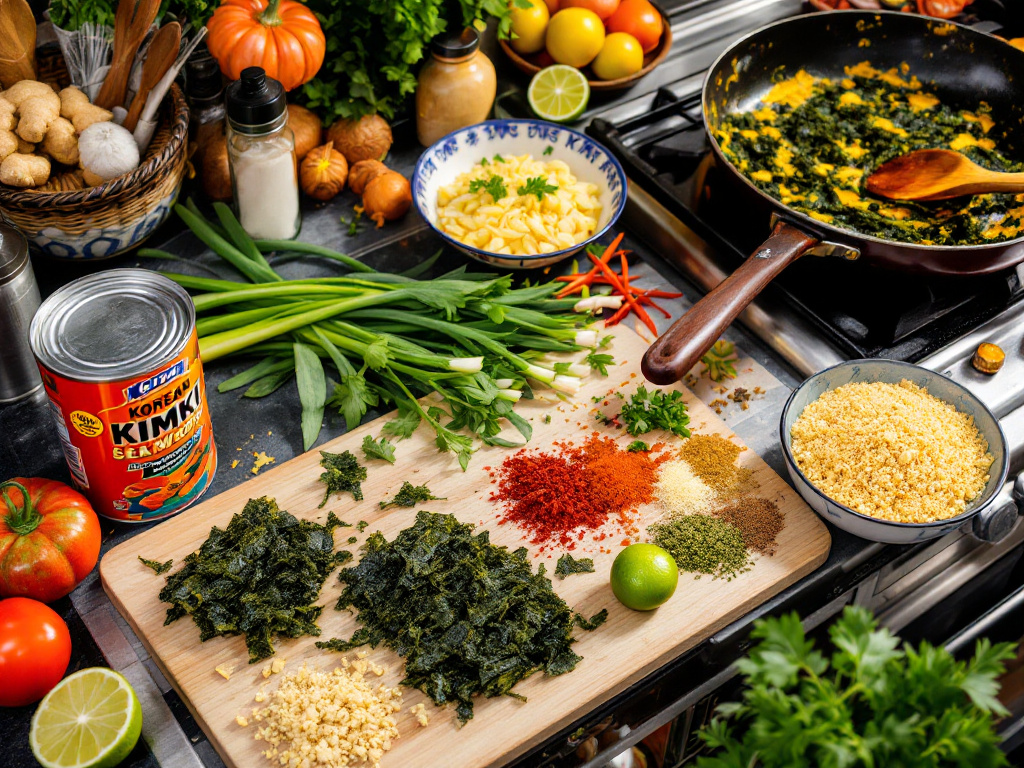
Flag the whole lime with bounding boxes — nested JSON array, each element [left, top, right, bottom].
[[610, 543, 678, 611]]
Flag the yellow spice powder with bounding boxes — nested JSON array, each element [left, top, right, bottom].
[[790, 380, 992, 523]]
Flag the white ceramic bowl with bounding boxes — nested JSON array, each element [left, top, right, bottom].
[[780, 359, 1009, 544], [412, 119, 627, 269]]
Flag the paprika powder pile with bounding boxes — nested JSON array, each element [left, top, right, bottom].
[[490, 432, 666, 549]]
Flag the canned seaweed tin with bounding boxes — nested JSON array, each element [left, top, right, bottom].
[[29, 269, 217, 522]]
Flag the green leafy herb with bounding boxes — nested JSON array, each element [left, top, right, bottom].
[[139, 556, 173, 575], [337, 551, 353, 564], [585, 243, 605, 257], [480, 157, 489, 166], [574, 609, 608, 631], [294, 343, 327, 451], [379, 481, 445, 509], [318, 450, 367, 507], [49, 0, 211, 31], [517, 176, 559, 201], [585, 351, 614, 376], [493, 153, 505, 163], [361, 434, 396, 464], [544, 414, 552, 424], [554, 553, 595, 579], [620, 386, 691, 437], [626, 440, 649, 452], [347, 536, 358, 544], [543, 146, 554, 156], [598, 335, 614, 348], [696, 606, 1015, 767], [469, 175, 508, 201], [316, 511, 605, 723], [159, 498, 347, 663], [357, 520, 369, 532], [701, 340, 739, 383]]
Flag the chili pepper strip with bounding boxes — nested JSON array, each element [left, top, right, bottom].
[[556, 233, 624, 297], [589, 253, 658, 335]]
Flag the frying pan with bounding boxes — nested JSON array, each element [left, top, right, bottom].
[[641, 11, 1024, 385]]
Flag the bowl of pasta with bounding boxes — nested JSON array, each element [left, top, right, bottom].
[[412, 119, 628, 269]]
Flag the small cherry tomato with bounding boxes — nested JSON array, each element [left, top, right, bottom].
[[0, 597, 72, 707], [606, 0, 663, 54]]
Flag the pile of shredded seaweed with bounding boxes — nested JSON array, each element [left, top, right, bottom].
[[717, 62, 1024, 245], [316, 510, 607, 724], [159, 497, 348, 663]]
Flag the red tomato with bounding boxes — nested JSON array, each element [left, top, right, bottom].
[[559, 0, 620, 20], [0, 478, 101, 603], [0, 597, 71, 707], [606, 0, 663, 53], [916, 0, 971, 18]]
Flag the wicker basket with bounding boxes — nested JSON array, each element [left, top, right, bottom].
[[0, 48, 190, 260]]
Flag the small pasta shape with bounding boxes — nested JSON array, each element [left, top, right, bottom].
[[435, 154, 602, 256]]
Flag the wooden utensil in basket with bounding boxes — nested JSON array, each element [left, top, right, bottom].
[[0, 0, 37, 87]]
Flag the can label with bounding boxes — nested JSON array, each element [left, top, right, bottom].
[[38, 333, 217, 522]]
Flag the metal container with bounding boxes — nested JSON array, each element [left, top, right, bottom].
[[29, 269, 217, 522], [0, 221, 42, 403]]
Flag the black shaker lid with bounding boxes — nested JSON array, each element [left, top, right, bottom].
[[430, 27, 480, 58], [185, 43, 223, 101], [225, 67, 286, 132]]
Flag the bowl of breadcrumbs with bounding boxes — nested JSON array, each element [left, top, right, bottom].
[[780, 359, 1008, 544]]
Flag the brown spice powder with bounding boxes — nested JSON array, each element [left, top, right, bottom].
[[713, 497, 784, 555], [678, 434, 756, 495]]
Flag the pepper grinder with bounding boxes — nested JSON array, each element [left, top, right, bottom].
[[0, 221, 42, 402]]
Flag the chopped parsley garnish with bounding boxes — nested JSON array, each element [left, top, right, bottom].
[[361, 434, 396, 464], [469, 175, 507, 200], [318, 450, 367, 507], [620, 385, 692, 438], [379, 481, 445, 509], [357, 520, 368, 532], [139, 556, 173, 574], [517, 176, 559, 201], [585, 351, 614, 376], [554, 553, 595, 578], [493, 153, 505, 162], [543, 145, 554, 155], [627, 440, 650, 452]]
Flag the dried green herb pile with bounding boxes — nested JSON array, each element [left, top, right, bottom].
[[555, 553, 595, 579], [648, 515, 751, 581], [159, 497, 348, 663], [379, 481, 445, 509], [319, 450, 367, 506], [316, 511, 607, 724]]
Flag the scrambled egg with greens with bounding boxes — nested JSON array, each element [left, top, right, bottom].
[[717, 62, 1024, 245]]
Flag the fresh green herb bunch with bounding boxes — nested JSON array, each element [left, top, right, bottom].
[[300, 0, 531, 122], [159, 497, 348, 663], [620, 386, 691, 437], [49, 0, 213, 31], [316, 511, 607, 723], [697, 606, 1015, 768]]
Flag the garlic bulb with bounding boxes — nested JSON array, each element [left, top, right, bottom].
[[78, 122, 139, 181]]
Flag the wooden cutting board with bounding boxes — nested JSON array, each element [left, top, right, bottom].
[[101, 326, 830, 768]]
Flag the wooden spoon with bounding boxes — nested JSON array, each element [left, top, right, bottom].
[[865, 149, 1024, 202], [94, 0, 162, 109], [0, 0, 36, 88], [123, 22, 180, 132]]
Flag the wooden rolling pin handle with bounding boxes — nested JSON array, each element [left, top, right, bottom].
[[641, 220, 819, 385]]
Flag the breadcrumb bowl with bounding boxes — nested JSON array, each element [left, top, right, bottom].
[[780, 359, 1008, 544]]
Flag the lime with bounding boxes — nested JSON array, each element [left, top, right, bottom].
[[30, 668, 143, 768], [528, 65, 591, 123], [610, 543, 678, 611]]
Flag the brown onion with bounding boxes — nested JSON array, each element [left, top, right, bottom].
[[362, 170, 411, 227], [326, 114, 393, 164], [347, 159, 388, 195], [201, 132, 233, 202], [299, 141, 348, 202], [288, 103, 322, 161]]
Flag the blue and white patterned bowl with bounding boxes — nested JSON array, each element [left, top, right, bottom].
[[780, 359, 1009, 544], [412, 119, 627, 269]]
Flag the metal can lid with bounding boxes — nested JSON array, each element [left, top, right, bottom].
[[0, 221, 29, 285], [30, 269, 196, 382]]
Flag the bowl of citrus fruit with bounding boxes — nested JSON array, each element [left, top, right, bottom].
[[499, 0, 671, 95]]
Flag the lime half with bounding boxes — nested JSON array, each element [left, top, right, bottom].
[[31, 668, 143, 768], [528, 65, 591, 123]]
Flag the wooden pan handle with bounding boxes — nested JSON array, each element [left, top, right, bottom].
[[641, 221, 819, 385]]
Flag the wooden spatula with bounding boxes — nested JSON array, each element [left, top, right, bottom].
[[865, 149, 1024, 202], [123, 22, 179, 132], [94, 0, 162, 109], [0, 0, 36, 88]]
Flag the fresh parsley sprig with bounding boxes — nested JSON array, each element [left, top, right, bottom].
[[518, 176, 559, 201], [619, 385, 691, 437], [469, 175, 508, 200]]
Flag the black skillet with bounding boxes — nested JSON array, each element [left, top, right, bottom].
[[641, 10, 1024, 385]]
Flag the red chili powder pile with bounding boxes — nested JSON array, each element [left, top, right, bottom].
[[489, 432, 667, 549]]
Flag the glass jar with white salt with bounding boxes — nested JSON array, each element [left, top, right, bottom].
[[225, 67, 300, 240]]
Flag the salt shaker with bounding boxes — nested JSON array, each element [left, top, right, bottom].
[[0, 221, 42, 403], [225, 67, 300, 240]]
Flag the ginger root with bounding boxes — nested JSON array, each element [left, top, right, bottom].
[[59, 87, 113, 133], [0, 98, 14, 131], [4, 82, 60, 143], [43, 118, 78, 166], [0, 153, 50, 187], [32, 168, 85, 193], [16, 136, 34, 154], [0, 130, 16, 162]]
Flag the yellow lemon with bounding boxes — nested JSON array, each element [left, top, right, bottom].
[[510, 0, 551, 56], [591, 32, 644, 81], [545, 7, 605, 68]]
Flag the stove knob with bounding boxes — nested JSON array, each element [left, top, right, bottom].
[[972, 493, 1020, 543]]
